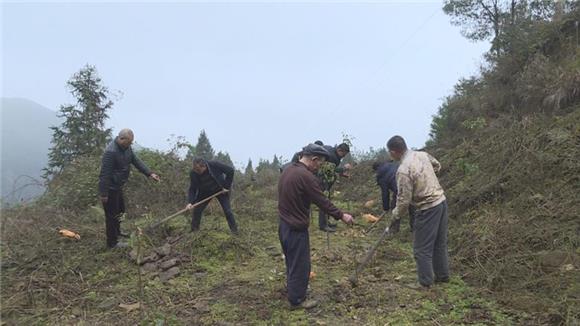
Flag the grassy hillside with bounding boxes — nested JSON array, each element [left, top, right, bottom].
[[1, 184, 520, 325], [424, 7, 580, 324]]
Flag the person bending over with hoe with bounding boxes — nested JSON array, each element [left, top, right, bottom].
[[386, 135, 449, 288], [278, 143, 354, 309], [98, 128, 160, 249], [372, 160, 415, 232], [186, 158, 239, 235]]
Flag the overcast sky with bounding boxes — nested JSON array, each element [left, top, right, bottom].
[[2, 1, 489, 168]]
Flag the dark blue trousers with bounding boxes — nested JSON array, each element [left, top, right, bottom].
[[278, 220, 310, 306], [413, 200, 449, 286], [191, 193, 238, 232], [103, 189, 125, 248]]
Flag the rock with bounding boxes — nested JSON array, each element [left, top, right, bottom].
[[538, 250, 571, 269], [141, 262, 157, 273], [193, 301, 210, 313], [98, 298, 117, 309], [265, 246, 281, 257], [159, 266, 180, 283], [118, 302, 141, 312], [128, 250, 138, 262], [159, 258, 179, 271], [142, 252, 160, 264], [155, 243, 172, 257], [72, 307, 83, 317]]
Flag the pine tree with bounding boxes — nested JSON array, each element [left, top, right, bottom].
[[44, 65, 113, 178], [215, 151, 233, 166], [244, 159, 254, 176], [194, 130, 215, 160], [272, 155, 281, 171], [256, 159, 271, 174]]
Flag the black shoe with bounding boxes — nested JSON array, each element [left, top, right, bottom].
[[110, 242, 129, 249], [290, 299, 318, 310], [118, 231, 130, 238], [319, 226, 336, 233], [435, 277, 449, 283]]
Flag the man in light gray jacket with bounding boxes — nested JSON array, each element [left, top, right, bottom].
[[387, 135, 449, 288]]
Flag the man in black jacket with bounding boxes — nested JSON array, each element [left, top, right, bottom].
[[186, 158, 238, 234], [98, 129, 160, 249]]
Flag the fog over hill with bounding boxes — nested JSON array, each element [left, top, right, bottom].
[[1, 98, 60, 204]]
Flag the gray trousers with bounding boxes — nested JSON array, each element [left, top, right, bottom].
[[413, 200, 449, 286]]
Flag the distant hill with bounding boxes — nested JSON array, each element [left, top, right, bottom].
[[1, 98, 60, 204]]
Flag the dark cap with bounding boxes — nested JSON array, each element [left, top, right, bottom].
[[301, 143, 330, 159]]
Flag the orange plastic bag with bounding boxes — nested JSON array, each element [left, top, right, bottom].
[[58, 229, 80, 240]]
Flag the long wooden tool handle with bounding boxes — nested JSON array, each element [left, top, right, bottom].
[[353, 226, 390, 277], [146, 189, 227, 231], [364, 211, 387, 234]]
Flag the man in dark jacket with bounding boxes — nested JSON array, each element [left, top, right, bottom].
[[186, 158, 238, 234], [317, 143, 351, 232], [278, 143, 354, 309], [98, 129, 160, 249], [372, 160, 415, 232]]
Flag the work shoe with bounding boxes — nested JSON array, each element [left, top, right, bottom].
[[118, 231, 130, 238], [111, 242, 129, 249], [319, 226, 336, 233], [435, 277, 450, 284], [290, 299, 318, 310], [405, 282, 431, 290]]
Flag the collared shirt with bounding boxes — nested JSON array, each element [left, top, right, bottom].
[[393, 150, 445, 218]]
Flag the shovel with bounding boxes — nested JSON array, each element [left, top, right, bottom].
[[348, 218, 397, 287], [145, 189, 228, 232]]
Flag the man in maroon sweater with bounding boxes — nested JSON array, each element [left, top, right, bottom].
[[278, 143, 354, 309]]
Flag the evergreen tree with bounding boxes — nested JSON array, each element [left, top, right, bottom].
[[194, 130, 215, 160], [215, 151, 234, 166], [256, 159, 271, 174], [244, 159, 254, 176], [272, 155, 281, 171], [44, 65, 113, 178]]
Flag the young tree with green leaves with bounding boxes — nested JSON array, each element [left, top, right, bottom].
[[44, 65, 113, 179]]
